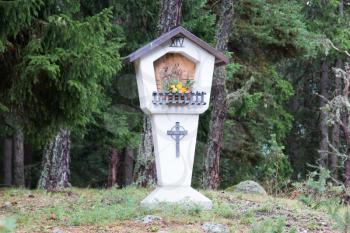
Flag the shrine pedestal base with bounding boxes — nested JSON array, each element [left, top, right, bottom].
[[140, 186, 212, 209]]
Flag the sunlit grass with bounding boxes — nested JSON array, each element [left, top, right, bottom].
[[0, 186, 333, 232]]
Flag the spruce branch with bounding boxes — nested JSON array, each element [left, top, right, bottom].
[[226, 76, 254, 106]]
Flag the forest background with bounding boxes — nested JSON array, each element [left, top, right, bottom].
[[1, 0, 350, 196]]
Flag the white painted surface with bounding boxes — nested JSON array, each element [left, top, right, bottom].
[[135, 38, 215, 115], [141, 186, 212, 209], [151, 114, 198, 186], [134, 37, 215, 209]]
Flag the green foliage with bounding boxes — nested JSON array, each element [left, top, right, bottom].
[[17, 8, 122, 134], [303, 0, 350, 57], [1, 0, 349, 195], [257, 134, 293, 195], [238, 69, 294, 143], [70, 103, 141, 187], [213, 0, 307, 189], [304, 168, 331, 195], [0, 0, 43, 52], [294, 167, 342, 209], [110, 0, 160, 52], [182, 0, 216, 43], [233, 0, 313, 61], [249, 217, 296, 233], [213, 200, 236, 218], [0, 216, 16, 233], [220, 65, 294, 187], [0, 1, 123, 148], [327, 200, 350, 232], [225, 52, 241, 80], [294, 169, 350, 232]]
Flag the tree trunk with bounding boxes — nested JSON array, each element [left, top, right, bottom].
[[13, 129, 25, 187], [286, 88, 303, 176], [3, 137, 13, 186], [134, 115, 157, 187], [135, 0, 183, 187], [331, 59, 342, 179], [319, 59, 329, 167], [203, 0, 234, 189], [158, 0, 183, 34], [24, 143, 33, 187], [107, 148, 118, 188], [345, 149, 350, 187], [123, 147, 134, 186], [38, 129, 71, 190], [343, 64, 350, 186]]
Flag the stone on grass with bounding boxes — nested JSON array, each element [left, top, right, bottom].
[[135, 215, 162, 224], [226, 180, 267, 196], [52, 228, 64, 233], [1, 202, 11, 209], [202, 222, 229, 233]]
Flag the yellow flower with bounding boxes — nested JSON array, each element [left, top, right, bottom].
[[180, 87, 187, 94], [176, 82, 182, 89]]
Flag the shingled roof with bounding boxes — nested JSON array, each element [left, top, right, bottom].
[[124, 26, 228, 66]]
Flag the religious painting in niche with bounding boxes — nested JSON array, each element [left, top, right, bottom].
[[154, 53, 195, 93]]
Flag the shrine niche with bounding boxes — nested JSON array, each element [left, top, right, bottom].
[[153, 53, 195, 92], [125, 26, 228, 209]]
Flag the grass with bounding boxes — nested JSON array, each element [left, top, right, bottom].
[[0, 186, 335, 233]]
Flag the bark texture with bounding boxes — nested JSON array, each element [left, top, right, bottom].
[[107, 148, 118, 188], [319, 60, 329, 167], [342, 64, 350, 187], [24, 144, 33, 187], [134, 116, 157, 187], [330, 0, 345, 180], [123, 147, 134, 186], [135, 0, 183, 187], [159, 0, 183, 34], [38, 129, 71, 190], [3, 137, 13, 186], [13, 129, 25, 187], [331, 59, 342, 179], [287, 88, 303, 175], [203, 0, 234, 189]]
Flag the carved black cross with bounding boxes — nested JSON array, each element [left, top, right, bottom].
[[167, 122, 187, 158]]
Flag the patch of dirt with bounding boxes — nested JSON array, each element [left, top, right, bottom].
[[17, 220, 206, 233], [0, 188, 338, 233], [221, 192, 335, 233]]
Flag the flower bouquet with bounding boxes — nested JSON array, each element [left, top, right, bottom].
[[160, 63, 194, 94]]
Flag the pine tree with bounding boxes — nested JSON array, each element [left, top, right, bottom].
[[0, 2, 122, 189]]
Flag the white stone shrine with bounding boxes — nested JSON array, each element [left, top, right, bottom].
[[125, 26, 228, 209]]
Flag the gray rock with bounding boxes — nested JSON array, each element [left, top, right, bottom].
[[202, 222, 229, 233], [1, 202, 11, 209], [52, 228, 64, 233], [227, 180, 267, 196], [135, 215, 162, 224]]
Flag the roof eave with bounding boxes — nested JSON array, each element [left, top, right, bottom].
[[123, 26, 229, 66]]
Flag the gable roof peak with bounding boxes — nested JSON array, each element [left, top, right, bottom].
[[124, 26, 228, 66]]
